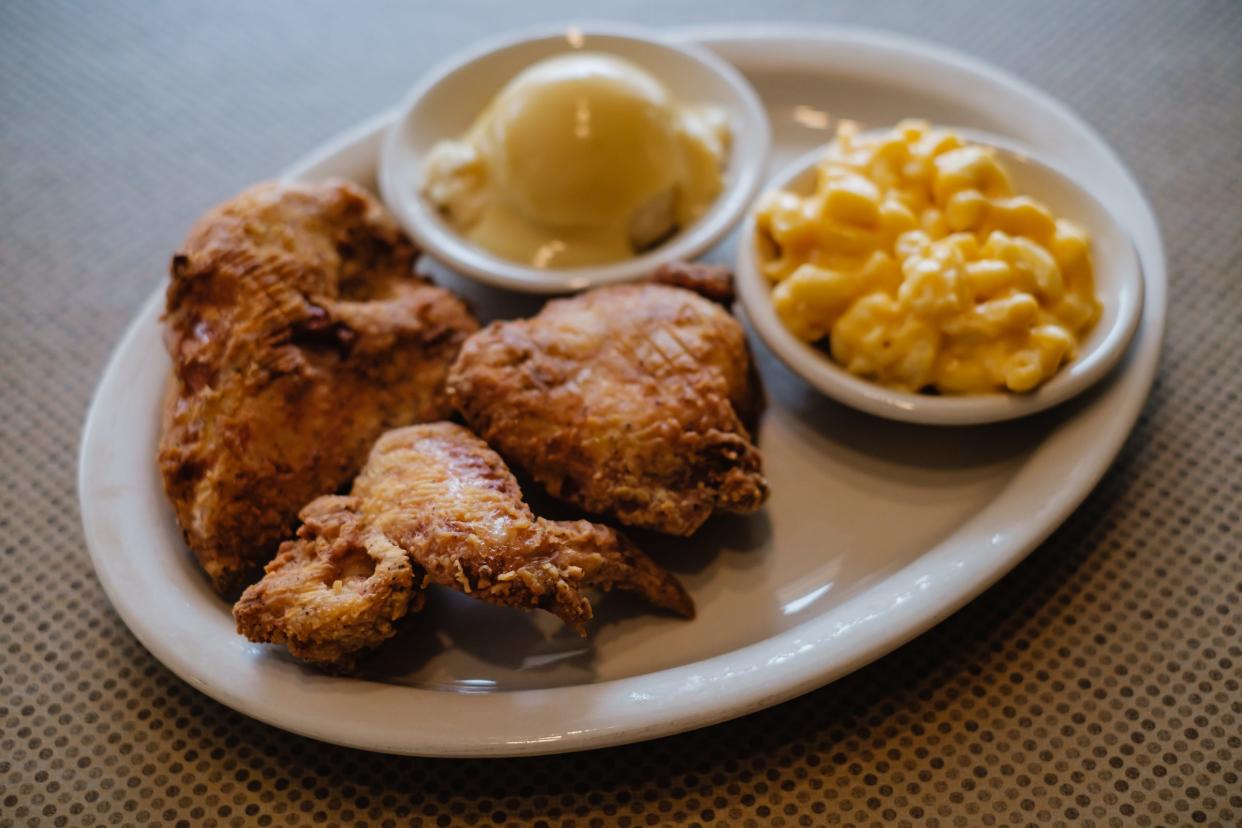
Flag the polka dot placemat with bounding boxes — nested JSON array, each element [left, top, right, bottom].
[[2, 2, 1239, 825]]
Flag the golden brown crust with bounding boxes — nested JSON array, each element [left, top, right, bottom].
[[650, 261, 736, 305], [232, 496, 421, 671], [234, 423, 691, 670], [447, 279, 768, 537], [362, 424, 693, 628], [159, 180, 478, 596]]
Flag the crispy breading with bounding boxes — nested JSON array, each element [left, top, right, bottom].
[[234, 423, 692, 669], [650, 260, 736, 305], [447, 271, 768, 536], [159, 179, 478, 596], [232, 495, 420, 671], [362, 423, 693, 628]]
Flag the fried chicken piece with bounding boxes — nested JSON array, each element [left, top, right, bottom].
[[650, 260, 736, 305], [232, 495, 421, 671], [363, 423, 692, 627], [234, 423, 692, 669], [159, 179, 477, 596], [447, 268, 768, 536]]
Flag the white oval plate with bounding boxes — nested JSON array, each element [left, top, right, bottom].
[[79, 25, 1165, 757]]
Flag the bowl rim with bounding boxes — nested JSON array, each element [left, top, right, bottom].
[[379, 20, 772, 294], [735, 128, 1146, 426]]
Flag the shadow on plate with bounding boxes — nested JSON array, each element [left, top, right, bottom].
[[360, 585, 678, 690], [356, 508, 771, 690]]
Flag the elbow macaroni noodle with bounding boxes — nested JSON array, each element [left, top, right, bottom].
[[755, 120, 1101, 394]]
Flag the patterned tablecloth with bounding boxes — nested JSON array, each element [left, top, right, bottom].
[[3, 1, 1239, 825]]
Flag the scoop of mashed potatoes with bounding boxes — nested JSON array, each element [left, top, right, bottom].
[[423, 52, 729, 268]]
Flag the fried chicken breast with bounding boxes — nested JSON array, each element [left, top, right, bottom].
[[159, 180, 477, 596], [447, 264, 768, 536], [234, 423, 692, 669]]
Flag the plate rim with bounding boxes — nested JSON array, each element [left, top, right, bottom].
[[78, 23, 1166, 757]]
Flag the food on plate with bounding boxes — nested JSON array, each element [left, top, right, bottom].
[[649, 258, 738, 305], [231, 493, 420, 670], [422, 52, 730, 268], [448, 263, 768, 536], [755, 120, 1102, 394], [159, 180, 478, 596], [234, 423, 693, 670]]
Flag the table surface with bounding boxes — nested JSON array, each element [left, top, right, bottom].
[[3, 1, 1240, 826]]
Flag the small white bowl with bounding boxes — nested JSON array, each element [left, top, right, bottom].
[[736, 129, 1145, 426], [380, 22, 770, 294]]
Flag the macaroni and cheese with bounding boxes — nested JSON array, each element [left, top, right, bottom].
[[755, 120, 1101, 394]]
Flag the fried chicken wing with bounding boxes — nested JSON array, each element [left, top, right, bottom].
[[234, 423, 692, 669], [159, 180, 477, 596], [232, 495, 420, 671], [363, 423, 693, 627], [447, 266, 768, 536]]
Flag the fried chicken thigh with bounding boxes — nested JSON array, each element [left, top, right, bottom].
[[448, 265, 768, 536], [159, 180, 477, 595], [234, 423, 692, 669]]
